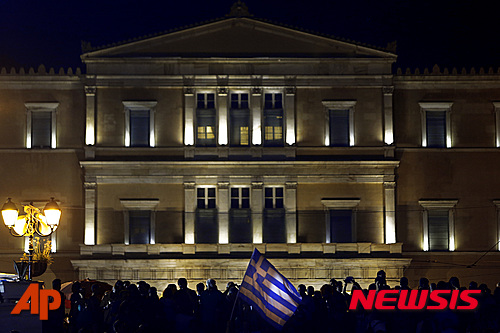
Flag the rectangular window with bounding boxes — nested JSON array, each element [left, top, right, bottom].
[[196, 109, 216, 147], [197, 93, 215, 109], [230, 93, 249, 109], [419, 102, 452, 148], [123, 101, 156, 147], [230, 110, 250, 146], [428, 210, 449, 251], [329, 110, 350, 147], [130, 110, 150, 147], [31, 111, 52, 148], [230, 187, 251, 243], [263, 187, 285, 243], [26, 103, 58, 149], [419, 200, 457, 251], [322, 101, 356, 147], [426, 111, 446, 148], [129, 210, 151, 244], [231, 187, 250, 209], [263, 110, 283, 146], [196, 187, 217, 243], [329, 210, 354, 243], [264, 93, 283, 109], [196, 101, 217, 147]]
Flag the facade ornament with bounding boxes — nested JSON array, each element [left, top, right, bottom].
[[183, 182, 195, 190], [251, 181, 263, 190], [85, 86, 96, 96], [84, 181, 97, 190], [383, 86, 394, 95], [217, 182, 230, 189], [285, 181, 298, 189], [227, 1, 252, 17], [252, 87, 262, 95], [217, 87, 228, 95]]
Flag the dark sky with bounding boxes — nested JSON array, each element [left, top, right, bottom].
[[0, 0, 497, 72]]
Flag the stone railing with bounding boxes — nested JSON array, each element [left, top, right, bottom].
[[80, 242, 403, 256]]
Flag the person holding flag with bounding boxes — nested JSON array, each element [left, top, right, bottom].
[[234, 248, 302, 330]]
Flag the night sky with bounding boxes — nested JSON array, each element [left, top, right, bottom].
[[0, 0, 497, 72]]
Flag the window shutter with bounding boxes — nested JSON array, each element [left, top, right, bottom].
[[426, 111, 446, 147], [129, 210, 150, 244], [32, 111, 52, 148], [428, 210, 449, 250], [130, 110, 150, 147], [263, 208, 286, 243], [329, 109, 350, 147], [330, 209, 353, 243]]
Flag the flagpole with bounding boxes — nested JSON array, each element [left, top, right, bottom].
[[227, 248, 256, 333]]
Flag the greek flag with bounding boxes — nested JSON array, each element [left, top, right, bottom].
[[239, 248, 302, 330]]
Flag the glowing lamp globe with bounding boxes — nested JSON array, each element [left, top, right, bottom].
[[1, 198, 18, 227], [43, 198, 61, 227]]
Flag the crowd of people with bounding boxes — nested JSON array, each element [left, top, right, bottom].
[[39, 271, 500, 333]]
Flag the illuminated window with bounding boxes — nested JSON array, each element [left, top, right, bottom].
[[123, 101, 156, 147], [419, 200, 457, 251], [197, 126, 215, 140], [196, 187, 217, 243], [419, 102, 453, 148], [196, 99, 216, 147], [230, 187, 251, 243], [263, 187, 285, 243], [230, 93, 250, 146], [322, 101, 356, 147], [25, 103, 58, 149], [263, 111, 283, 146]]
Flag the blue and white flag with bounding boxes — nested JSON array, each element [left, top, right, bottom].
[[239, 248, 302, 330]]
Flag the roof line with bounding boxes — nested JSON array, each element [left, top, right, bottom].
[[81, 16, 395, 57]]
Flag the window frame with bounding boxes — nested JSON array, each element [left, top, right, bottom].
[[195, 91, 218, 147], [120, 199, 159, 245], [321, 199, 360, 243], [322, 100, 356, 147], [123, 101, 157, 148], [419, 200, 457, 251], [229, 91, 251, 147], [25, 102, 59, 149], [419, 102, 453, 148], [196, 186, 217, 210]]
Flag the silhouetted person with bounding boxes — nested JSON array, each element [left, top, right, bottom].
[[199, 278, 225, 333], [42, 278, 65, 333], [399, 276, 411, 290], [174, 278, 197, 332], [69, 281, 85, 333]]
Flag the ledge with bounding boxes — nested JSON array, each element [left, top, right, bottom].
[[80, 242, 403, 256]]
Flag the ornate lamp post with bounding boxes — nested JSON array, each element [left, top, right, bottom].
[[1, 198, 61, 280]]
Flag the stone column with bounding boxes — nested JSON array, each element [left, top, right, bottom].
[[251, 182, 263, 243], [184, 182, 196, 244], [85, 86, 96, 146], [384, 181, 396, 244], [285, 87, 296, 145], [84, 180, 97, 245], [184, 87, 195, 146], [218, 182, 229, 244], [285, 182, 297, 243], [383, 86, 394, 145], [251, 87, 262, 145], [217, 87, 228, 145]]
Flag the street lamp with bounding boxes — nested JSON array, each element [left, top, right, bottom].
[[1, 198, 61, 280]]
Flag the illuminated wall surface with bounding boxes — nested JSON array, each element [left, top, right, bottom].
[[1, 14, 500, 290]]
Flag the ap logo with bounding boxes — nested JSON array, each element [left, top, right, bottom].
[[10, 283, 62, 320]]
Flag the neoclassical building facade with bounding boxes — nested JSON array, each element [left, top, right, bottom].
[[1, 10, 500, 289]]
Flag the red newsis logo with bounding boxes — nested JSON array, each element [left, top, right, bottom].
[[349, 289, 481, 311]]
